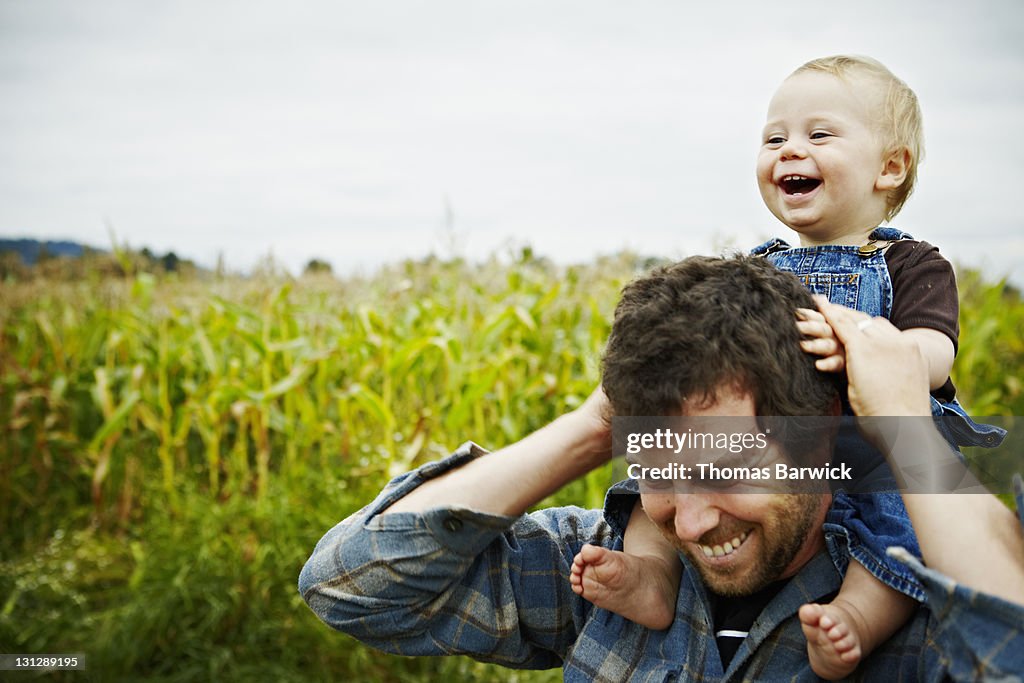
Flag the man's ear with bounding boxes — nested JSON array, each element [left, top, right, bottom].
[[876, 147, 911, 191]]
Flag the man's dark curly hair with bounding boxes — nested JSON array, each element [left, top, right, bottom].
[[602, 254, 839, 417]]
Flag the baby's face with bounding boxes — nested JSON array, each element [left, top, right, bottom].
[[756, 71, 891, 245]]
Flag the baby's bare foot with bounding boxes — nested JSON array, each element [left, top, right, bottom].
[[569, 543, 677, 630], [798, 602, 865, 680]]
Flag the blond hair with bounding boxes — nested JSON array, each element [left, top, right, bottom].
[[794, 55, 923, 221]]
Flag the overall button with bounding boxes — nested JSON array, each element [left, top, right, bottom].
[[442, 517, 463, 532]]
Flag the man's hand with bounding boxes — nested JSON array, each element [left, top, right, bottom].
[[576, 385, 614, 463], [816, 296, 1024, 607], [814, 296, 930, 418]]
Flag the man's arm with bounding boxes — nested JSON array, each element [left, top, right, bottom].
[[298, 389, 615, 666], [386, 387, 613, 516], [816, 296, 1024, 607]]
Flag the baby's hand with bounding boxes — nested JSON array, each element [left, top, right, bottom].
[[796, 308, 846, 373]]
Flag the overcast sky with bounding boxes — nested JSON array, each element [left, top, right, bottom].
[[2, 0, 1022, 282]]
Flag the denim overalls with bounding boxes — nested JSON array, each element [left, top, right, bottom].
[[751, 226, 1006, 601]]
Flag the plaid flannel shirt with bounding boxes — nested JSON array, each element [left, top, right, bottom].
[[299, 442, 1024, 681]]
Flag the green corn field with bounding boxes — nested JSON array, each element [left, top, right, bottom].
[[1, 252, 1021, 682]]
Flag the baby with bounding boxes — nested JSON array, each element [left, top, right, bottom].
[[569, 55, 1002, 679]]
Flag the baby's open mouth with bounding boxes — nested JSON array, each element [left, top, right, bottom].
[[779, 175, 822, 195]]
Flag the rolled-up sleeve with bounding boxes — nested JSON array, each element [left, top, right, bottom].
[[887, 475, 1024, 681], [298, 442, 614, 669]]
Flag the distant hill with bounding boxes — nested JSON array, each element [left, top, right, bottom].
[[0, 238, 98, 264], [0, 237, 206, 280]]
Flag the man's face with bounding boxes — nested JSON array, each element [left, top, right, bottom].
[[638, 390, 830, 596]]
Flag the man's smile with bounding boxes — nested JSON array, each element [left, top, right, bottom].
[[698, 529, 751, 560]]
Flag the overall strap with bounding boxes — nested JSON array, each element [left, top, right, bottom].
[[869, 226, 914, 241], [859, 227, 915, 258], [749, 237, 792, 257]]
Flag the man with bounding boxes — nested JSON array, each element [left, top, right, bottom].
[[299, 256, 1024, 681]]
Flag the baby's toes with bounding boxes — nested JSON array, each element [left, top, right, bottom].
[[798, 603, 824, 628], [825, 621, 849, 643], [578, 543, 607, 564], [838, 644, 862, 663], [830, 630, 857, 654]]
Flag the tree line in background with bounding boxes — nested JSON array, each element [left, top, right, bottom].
[[0, 238, 342, 281], [0, 239, 199, 281]]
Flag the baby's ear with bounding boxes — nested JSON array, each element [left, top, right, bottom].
[[876, 147, 911, 191]]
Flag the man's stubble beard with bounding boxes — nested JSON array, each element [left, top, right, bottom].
[[672, 494, 823, 597]]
